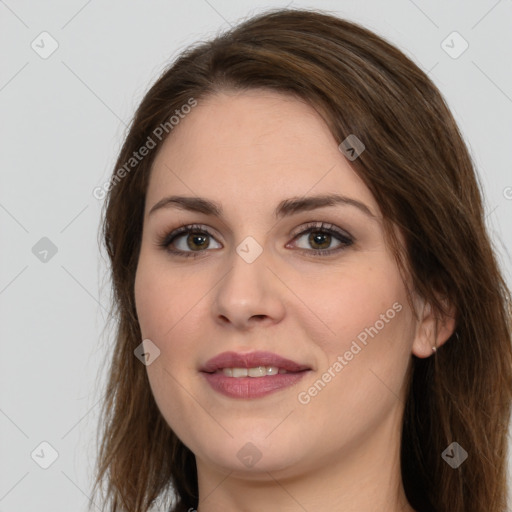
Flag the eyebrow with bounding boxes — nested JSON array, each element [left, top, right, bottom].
[[148, 193, 376, 219]]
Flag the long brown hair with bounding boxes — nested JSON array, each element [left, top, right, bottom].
[[91, 8, 512, 512]]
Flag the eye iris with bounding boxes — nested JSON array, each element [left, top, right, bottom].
[[187, 232, 209, 250], [309, 231, 331, 250]]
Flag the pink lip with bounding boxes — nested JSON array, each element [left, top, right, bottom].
[[200, 351, 311, 399], [200, 350, 310, 373]]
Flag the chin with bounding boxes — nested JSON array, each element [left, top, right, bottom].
[[192, 432, 310, 477]]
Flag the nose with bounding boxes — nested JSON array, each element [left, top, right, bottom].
[[211, 245, 286, 331]]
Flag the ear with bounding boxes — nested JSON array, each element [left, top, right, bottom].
[[412, 295, 456, 358]]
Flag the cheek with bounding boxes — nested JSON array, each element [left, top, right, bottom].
[[134, 252, 211, 417], [134, 249, 206, 343], [134, 254, 210, 445], [294, 262, 409, 355], [294, 269, 412, 446]]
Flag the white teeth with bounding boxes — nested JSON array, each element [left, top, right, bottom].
[[232, 368, 248, 378], [248, 366, 266, 377], [220, 366, 283, 377]]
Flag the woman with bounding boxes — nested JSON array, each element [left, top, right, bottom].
[[92, 8, 512, 512]]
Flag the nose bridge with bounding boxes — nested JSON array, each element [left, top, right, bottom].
[[212, 237, 285, 328]]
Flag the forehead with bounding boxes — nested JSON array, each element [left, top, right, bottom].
[[146, 90, 377, 218]]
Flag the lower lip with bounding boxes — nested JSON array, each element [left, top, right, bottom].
[[202, 371, 309, 399]]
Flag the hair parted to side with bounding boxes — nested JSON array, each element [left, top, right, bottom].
[[92, 8, 512, 512]]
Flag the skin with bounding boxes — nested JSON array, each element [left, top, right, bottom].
[[134, 90, 455, 512]]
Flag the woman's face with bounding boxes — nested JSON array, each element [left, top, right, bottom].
[[134, 90, 429, 479]]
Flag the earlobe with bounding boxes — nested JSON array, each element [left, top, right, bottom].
[[412, 298, 456, 359]]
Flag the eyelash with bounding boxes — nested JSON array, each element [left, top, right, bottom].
[[156, 221, 354, 259]]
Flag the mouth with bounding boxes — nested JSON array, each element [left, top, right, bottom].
[[200, 351, 311, 377], [200, 351, 311, 399], [211, 366, 293, 377]]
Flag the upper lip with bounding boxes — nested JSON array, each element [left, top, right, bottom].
[[200, 351, 311, 373]]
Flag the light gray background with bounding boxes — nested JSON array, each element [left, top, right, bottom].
[[1, 1, 511, 511]]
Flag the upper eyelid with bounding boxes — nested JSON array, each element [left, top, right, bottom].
[[289, 221, 352, 239]]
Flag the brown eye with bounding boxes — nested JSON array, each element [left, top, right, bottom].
[[158, 224, 222, 258], [184, 232, 210, 251], [289, 222, 354, 256], [307, 231, 333, 250]]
